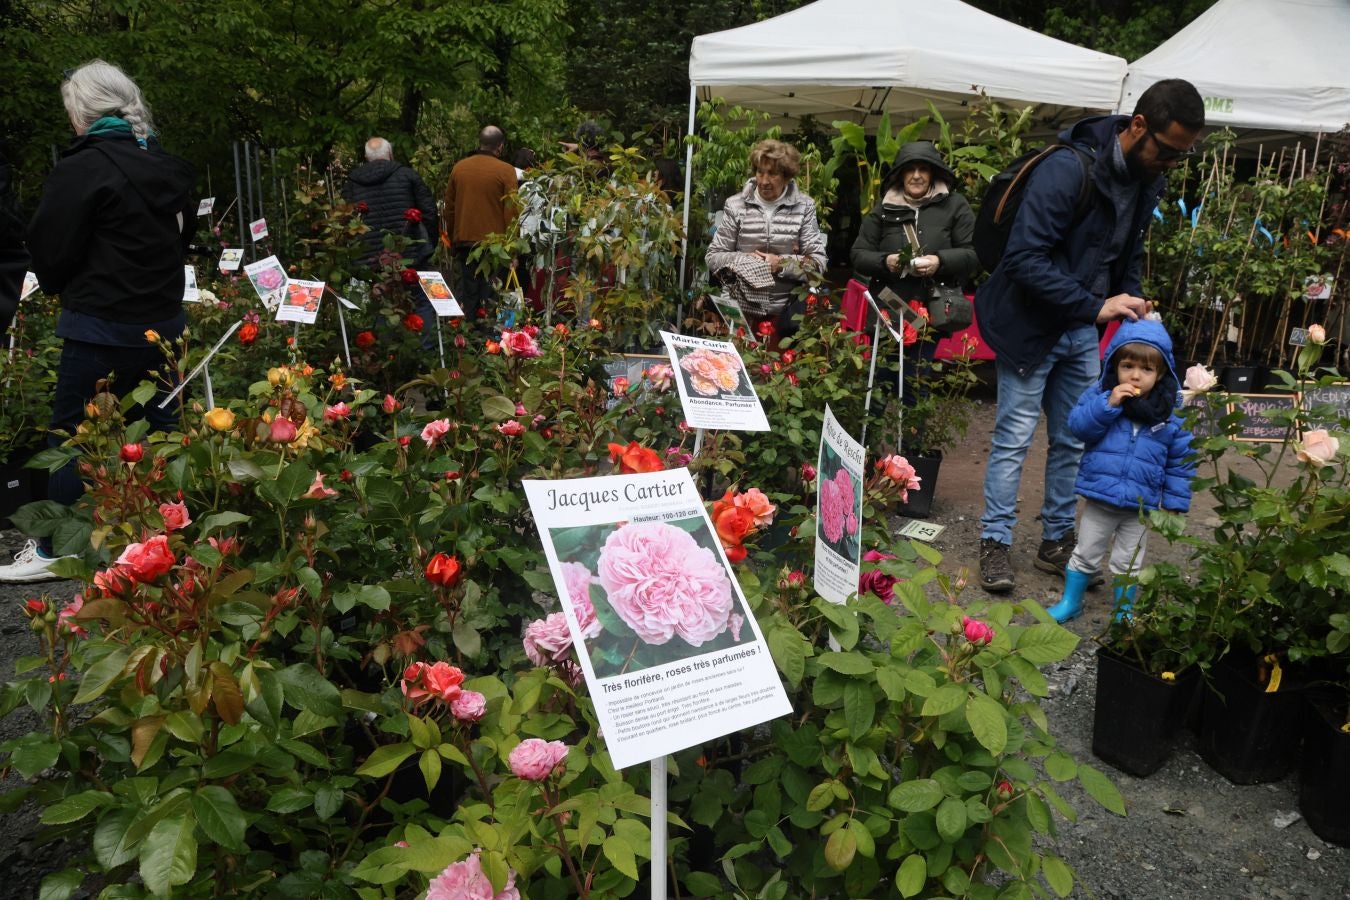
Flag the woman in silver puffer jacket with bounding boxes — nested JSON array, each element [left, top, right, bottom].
[[706, 139, 827, 337]]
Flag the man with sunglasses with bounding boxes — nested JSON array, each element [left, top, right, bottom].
[[975, 78, 1204, 594]]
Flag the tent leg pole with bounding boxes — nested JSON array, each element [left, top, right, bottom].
[[678, 83, 697, 327]]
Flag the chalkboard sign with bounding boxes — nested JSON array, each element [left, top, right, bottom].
[[1180, 393, 1219, 439], [1299, 383, 1350, 431], [603, 353, 668, 408], [1230, 393, 1299, 443]]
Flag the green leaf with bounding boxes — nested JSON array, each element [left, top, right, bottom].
[[190, 786, 246, 852], [1043, 751, 1078, 782], [806, 781, 836, 812], [1041, 853, 1075, 897], [419, 749, 442, 792], [266, 787, 313, 814], [921, 683, 966, 716], [357, 743, 416, 778], [74, 646, 132, 704], [895, 853, 927, 897], [965, 692, 1008, 754], [889, 779, 943, 812], [275, 663, 342, 718], [935, 796, 968, 841], [842, 680, 876, 740], [1015, 624, 1079, 665], [38, 868, 83, 900], [314, 784, 343, 820], [41, 790, 114, 825], [602, 835, 640, 880], [481, 395, 518, 421], [93, 806, 140, 869], [1077, 764, 1126, 816], [823, 824, 856, 872], [139, 814, 198, 896], [197, 511, 251, 536], [819, 652, 874, 676], [452, 619, 481, 659], [767, 624, 809, 687], [6, 733, 61, 778]]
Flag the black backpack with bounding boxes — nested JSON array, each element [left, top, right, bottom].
[[972, 143, 1094, 272]]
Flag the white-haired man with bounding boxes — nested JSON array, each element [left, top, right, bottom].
[[343, 136, 439, 268]]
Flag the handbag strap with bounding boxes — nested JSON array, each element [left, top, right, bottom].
[[504, 266, 522, 294]]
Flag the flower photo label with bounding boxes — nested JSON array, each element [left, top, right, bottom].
[[416, 271, 464, 317], [660, 331, 769, 431], [815, 404, 865, 605]]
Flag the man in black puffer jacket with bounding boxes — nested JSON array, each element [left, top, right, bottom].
[[343, 137, 440, 268]]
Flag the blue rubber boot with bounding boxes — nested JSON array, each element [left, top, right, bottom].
[[1112, 583, 1137, 622], [1047, 568, 1091, 624]]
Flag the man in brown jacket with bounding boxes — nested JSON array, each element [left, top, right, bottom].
[[443, 125, 517, 323]]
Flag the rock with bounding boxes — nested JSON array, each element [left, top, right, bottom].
[[1272, 811, 1302, 829]]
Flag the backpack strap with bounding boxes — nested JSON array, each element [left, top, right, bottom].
[[994, 143, 1094, 227]]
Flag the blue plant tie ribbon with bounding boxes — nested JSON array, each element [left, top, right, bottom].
[[1153, 206, 1165, 223], [1255, 219, 1275, 244]]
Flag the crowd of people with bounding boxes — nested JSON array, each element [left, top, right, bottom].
[[0, 58, 1208, 623]]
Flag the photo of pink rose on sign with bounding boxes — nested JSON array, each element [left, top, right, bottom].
[[660, 331, 769, 431], [523, 469, 791, 769], [243, 255, 287, 310], [814, 404, 865, 606], [249, 217, 269, 241]]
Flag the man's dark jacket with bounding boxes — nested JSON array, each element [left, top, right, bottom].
[[28, 131, 196, 324], [974, 115, 1166, 375], [343, 160, 440, 266], [0, 143, 29, 334]]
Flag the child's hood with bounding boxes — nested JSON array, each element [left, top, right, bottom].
[[1100, 318, 1182, 404]]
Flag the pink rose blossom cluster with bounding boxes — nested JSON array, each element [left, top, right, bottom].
[[421, 418, 451, 448], [819, 468, 859, 544], [679, 348, 742, 396], [596, 521, 735, 646], [426, 850, 520, 900], [731, 487, 776, 527], [303, 472, 338, 499], [858, 550, 898, 604], [523, 612, 573, 666], [875, 455, 922, 503], [508, 737, 569, 781], [644, 363, 675, 392], [561, 561, 603, 639], [116, 535, 176, 583], [58, 594, 88, 638], [1182, 364, 1218, 393], [323, 401, 351, 422], [500, 329, 541, 358], [400, 661, 464, 705]]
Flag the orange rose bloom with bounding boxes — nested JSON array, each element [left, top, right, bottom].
[[425, 552, 463, 587], [607, 441, 663, 474]]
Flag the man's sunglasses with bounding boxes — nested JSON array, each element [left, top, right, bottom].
[[1147, 129, 1198, 162]]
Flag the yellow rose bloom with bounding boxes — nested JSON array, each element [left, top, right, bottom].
[[1160, 671, 1176, 682], [145, 329, 161, 343], [204, 408, 236, 432]]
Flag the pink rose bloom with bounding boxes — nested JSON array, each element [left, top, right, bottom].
[[401, 661, 465, 704], [500, 330, 541, 358], [1308, 323, 1327, 344], [94, 565, 135, 596], [116, 535, 176, 583], [561, 561, 603, 639], [269, 416, 298, 443], [596, 521, 735, 646], [820, 469, 858, 544], [58, 594, 88, 638], [523, 612, 573, 666], [382, 394, 401, 414], [426, 850, 520, 900], [733, 488, 777, 527], [645, 363, 674, 392], [421, 418, 451, 448], [801, 462, 817, 482], [962, 615, 995, 645], [451, 690, 487, 722], [728, 611, 744, 642], [859, 549, 898, 604], [497, 420, 525, 437], [256, 268, 284, 291], [1297, 429, 1340, 465], [514, 401, 527, 416], [323, 402, 351, 422], [159, 501, 192, 532], [303, 472, 338, 500], [1182, 364, 1218, 393], [508, 738, 569, 782]]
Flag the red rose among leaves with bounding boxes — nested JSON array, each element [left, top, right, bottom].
[[355, 330, 376, 349], [119, 443, 144, 463], [404, 208, 423, 223], [400, 268, 419, 285], [238, 322, 259, 345], [116, 535, 176, 583], [403, 313, 424, 332], [607, 441, 663, 474], [425, 552, 463, 587]]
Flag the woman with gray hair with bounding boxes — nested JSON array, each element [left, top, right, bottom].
[[0, 60, 196, 583], [705, 138, 827, 339]]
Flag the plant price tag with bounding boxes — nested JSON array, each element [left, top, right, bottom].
[[897, 520, 945, 542]]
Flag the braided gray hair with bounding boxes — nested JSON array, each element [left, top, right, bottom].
[[61, 60, 156, 141]]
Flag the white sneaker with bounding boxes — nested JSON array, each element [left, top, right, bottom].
[[0, 539, 76, 583]]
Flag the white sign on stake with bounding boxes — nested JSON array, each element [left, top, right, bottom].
[[182, 266, 200, 303], [197, 197, 215, 216], [276, 279, 325, 325], [243, 255, 287, 310], [660, 331, 769, 431], [20, 271, 40, 301], [219, 248, 243, 272], [814, 404, 865, 606], [522, 469, 792, 771], [249, 218, 269, 242], [416, 270, 463, 317]]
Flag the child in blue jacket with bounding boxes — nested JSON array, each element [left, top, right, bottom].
[[1047, 318, 1195, 623]]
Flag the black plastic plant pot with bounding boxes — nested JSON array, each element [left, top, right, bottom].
[[1196, 654, 1305, 784], [1092, 647, 1199, 777], [1219, 365, 1259, 393], [0, 459, 34, 529], [897, 452, 942, 519], [1298, 695, 1350, 848]]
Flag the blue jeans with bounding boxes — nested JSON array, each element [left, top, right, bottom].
[[980, 326, 1099, 546]]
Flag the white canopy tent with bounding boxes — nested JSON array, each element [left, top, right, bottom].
[[687, 0, 1128, 129], [1120, 0, 1350, 134], [677, 0, 1128, 293]]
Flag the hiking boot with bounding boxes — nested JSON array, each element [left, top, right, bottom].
[[979, 539, 1015, 593], [0, 539, 76, 584], [1033, 531, 1077, 577]]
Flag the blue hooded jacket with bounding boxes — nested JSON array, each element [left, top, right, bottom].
[[1068, 318, 1194, 512], [974, 115, 1167, 376]]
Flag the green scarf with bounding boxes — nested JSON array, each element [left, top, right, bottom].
[[85, 116, 133, 137]]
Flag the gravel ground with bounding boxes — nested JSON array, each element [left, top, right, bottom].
[[0, 390, 1347, 897]]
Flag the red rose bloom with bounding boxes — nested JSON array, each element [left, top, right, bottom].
[[238, 322, 259, 346], [607, 441, 663, 474], [425, 552, 463, 587], [403, 313, 424, 332], [404, 208, 423, 223], [356, 330, 376, 349], [400, 268, 419, 285], [355, 201, 369, 214], [120, 443, 144, 463], [755, 319, 777, 338]]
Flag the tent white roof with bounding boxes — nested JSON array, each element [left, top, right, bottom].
[[1121, 0, 1350, 134], [688, 0, 1127, 129]]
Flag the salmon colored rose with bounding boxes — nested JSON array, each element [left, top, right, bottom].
[[607, 441, 663, 474], [116, 535, 176, 583], [401, 660, 464, 704], [425, 552, 463, 587], [159, 501, 192, 532]]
